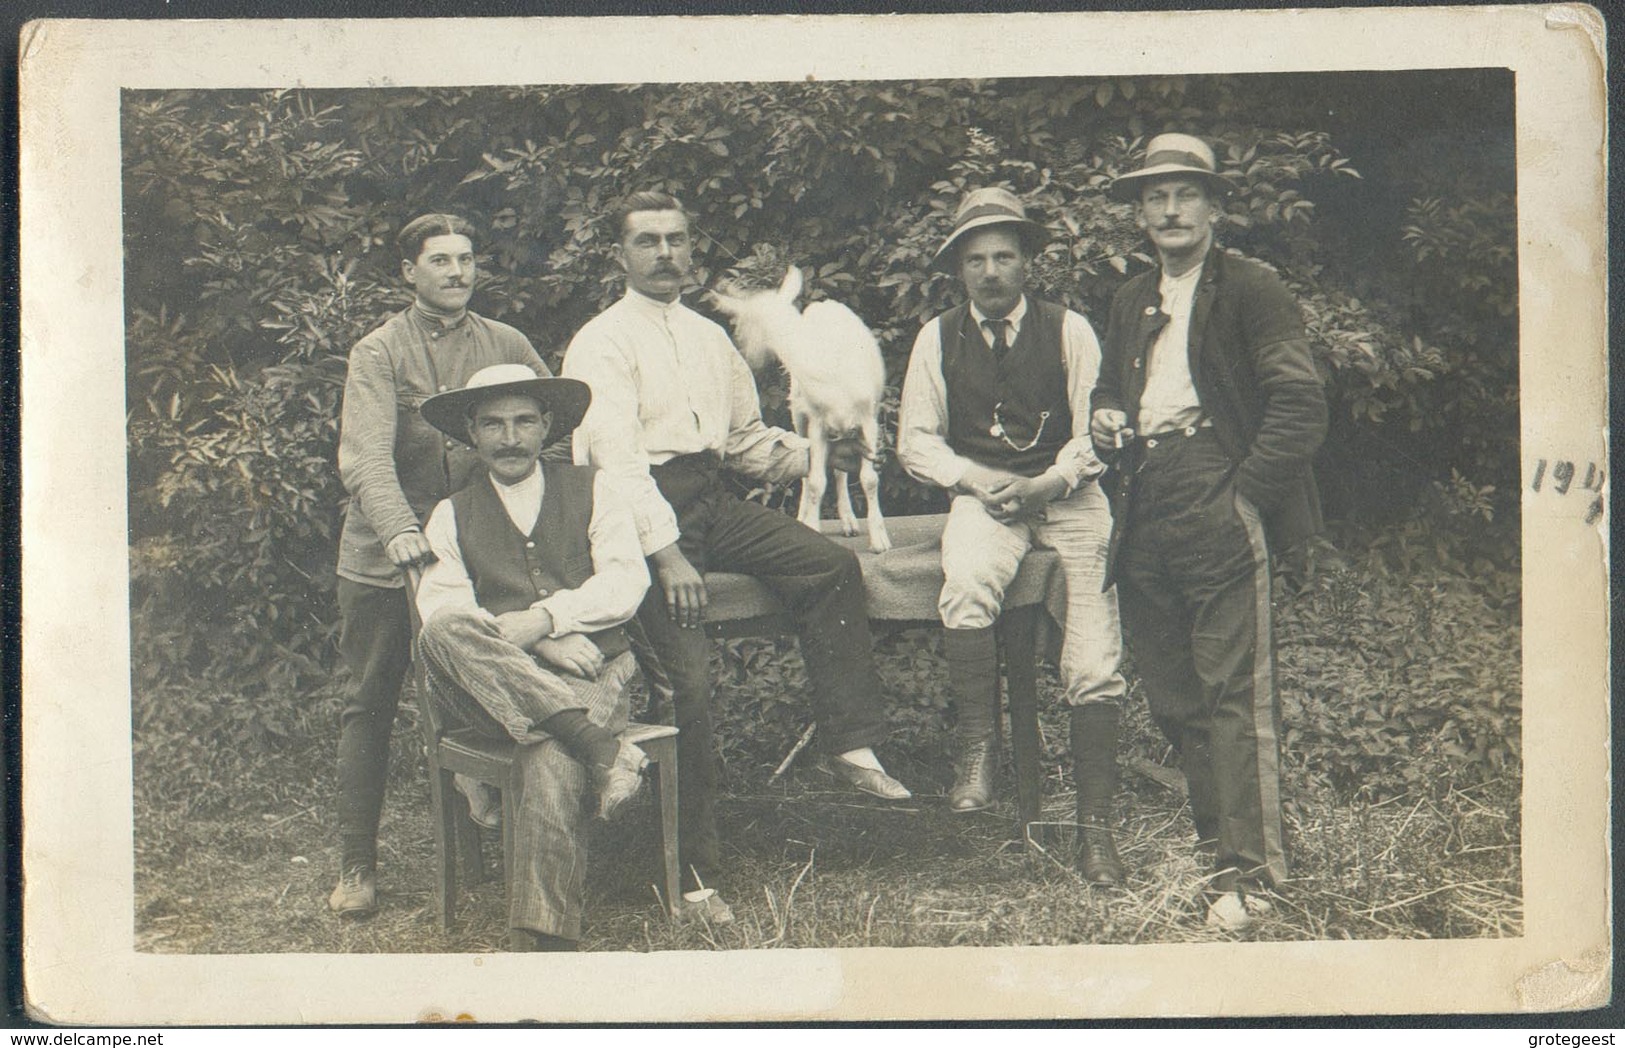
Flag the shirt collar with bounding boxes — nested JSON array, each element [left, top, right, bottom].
[[969, 294, 1028, 333], [409, 301, 471, 331], [488, 463, 544, 499], [622, 286, 686, 320], [1159, 261, 1205, 296]]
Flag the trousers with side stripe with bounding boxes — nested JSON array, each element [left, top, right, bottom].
[[1114, 428, 1288, 888]]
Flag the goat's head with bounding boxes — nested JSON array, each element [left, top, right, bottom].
[[707, 265, 805, 371]]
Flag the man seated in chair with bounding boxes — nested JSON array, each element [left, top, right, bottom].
[[412, 363, 652, 952]]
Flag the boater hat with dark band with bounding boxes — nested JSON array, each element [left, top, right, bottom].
[[1108, 133, 1236, 203], [420, 363, 591, 448], [929, 187, 1054, 272]]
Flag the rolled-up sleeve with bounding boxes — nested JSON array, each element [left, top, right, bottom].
[[415, 500, 487, 628], [535, 472, 651, 635], [897, 319, 973, 490], [338, 337, 419, 546], [563, 330, 683, 556], [722, 347, 808, 483]]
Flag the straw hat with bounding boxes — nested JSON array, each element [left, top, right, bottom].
[[420, 364, 591, 447], [1108, 133, 1236, 203], [929, 187, 1053, 272]]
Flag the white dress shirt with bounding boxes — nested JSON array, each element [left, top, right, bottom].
[[415, 466, 650, 637], [898, 295, 1108, 492], [1137, 263, 1207, 435], [563, 289, 810, 555]]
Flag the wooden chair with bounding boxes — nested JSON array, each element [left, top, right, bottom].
[[408, 613, 682, 932]]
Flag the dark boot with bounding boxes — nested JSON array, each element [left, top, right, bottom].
[[944, 626, 998, 813], [1071, 704, 1125, 885]]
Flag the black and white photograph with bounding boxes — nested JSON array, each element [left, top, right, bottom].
[[18, 7, 1609, 1023]]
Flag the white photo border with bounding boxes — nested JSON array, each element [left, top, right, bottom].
[[19, 6, 1610, 1023]]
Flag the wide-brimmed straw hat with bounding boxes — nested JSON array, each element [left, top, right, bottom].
[[420, 363, 591, 447], [1108, 133, 1236, 203], [929, 187, 1054, 272]]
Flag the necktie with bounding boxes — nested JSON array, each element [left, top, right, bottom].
[[983, 317, 1010, 360]]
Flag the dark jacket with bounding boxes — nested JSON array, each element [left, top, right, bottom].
[[1091, 248, 1327, 574]]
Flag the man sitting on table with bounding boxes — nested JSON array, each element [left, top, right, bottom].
[[898, 187, 1129, 885], [562, 190, 911, 924], [413, 364, 651, 952]]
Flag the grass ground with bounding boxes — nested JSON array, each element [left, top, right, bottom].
[[133, 642, 1522, 954]]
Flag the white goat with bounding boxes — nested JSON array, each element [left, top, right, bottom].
[[710, 266, 892, 553]]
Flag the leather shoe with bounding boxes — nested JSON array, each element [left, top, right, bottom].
[[948, 737, 996, 813], [1077, 821, 1126, 886], [1205, 890, 1273, 932], [454, 773, 501, 831], [328, 864, 377, 918], [816, 753, 912, 801], [673, 889, 736, 926], [593, 740, 649, 821]]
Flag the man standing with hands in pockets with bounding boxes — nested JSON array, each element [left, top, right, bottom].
[[1091, 134, 1327, 930]]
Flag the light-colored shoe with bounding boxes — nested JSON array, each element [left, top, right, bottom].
[[1205, 890, 1274, 932], [593, 740, 649, 821], [328, 864, 377, 918], [454, 773, 501, 831], [816, 753, 912, 801], [673, 889, 736, 926]]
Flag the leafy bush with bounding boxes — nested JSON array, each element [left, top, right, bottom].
[[122, 76, 1518, 759], [1276, 555, 1521, 801]]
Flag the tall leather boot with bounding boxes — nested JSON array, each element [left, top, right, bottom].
[[1071, 703, 1126, 885], [944, 625, 999, 813]]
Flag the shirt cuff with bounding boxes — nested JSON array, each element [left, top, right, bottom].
[[1043, 465, 1077, 494], [531, 597, 570, 636], [638, 519, 682, 558]]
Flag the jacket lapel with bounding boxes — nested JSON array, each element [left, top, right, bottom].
[[1186, 250, 1220, 382], [1127, 277, 1167, 409]]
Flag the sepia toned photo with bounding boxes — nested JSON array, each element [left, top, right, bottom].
[[19, 7, 1609, 1024]]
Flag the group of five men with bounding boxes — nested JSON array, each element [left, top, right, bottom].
[[327, 133, 1327, 949]]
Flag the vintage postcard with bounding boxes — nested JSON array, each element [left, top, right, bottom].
[[18, 6, 1609, 1023]]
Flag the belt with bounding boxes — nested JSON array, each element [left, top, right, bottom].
[[1137, 421, 1212, 450], [651, 450, 723, 473]]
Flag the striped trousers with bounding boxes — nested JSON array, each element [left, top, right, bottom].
[[417, 611, 634, 939], [1115, 428, 1288, 888]]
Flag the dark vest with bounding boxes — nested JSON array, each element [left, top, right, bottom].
[[449, 463, 630, 659], [942, 299, 1073, 477]]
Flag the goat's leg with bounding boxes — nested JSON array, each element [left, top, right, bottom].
[[798, 414, 827, 531], [858, 415, 891, 553], [835, 462, 861, 537]]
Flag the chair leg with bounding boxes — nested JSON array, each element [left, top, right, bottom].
[[648, 740, 682, 918], [429, 766, 459, 933], [454, 796, 486, 886]]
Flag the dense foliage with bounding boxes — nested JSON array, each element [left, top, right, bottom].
[[123, 74, 1519, 798]]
